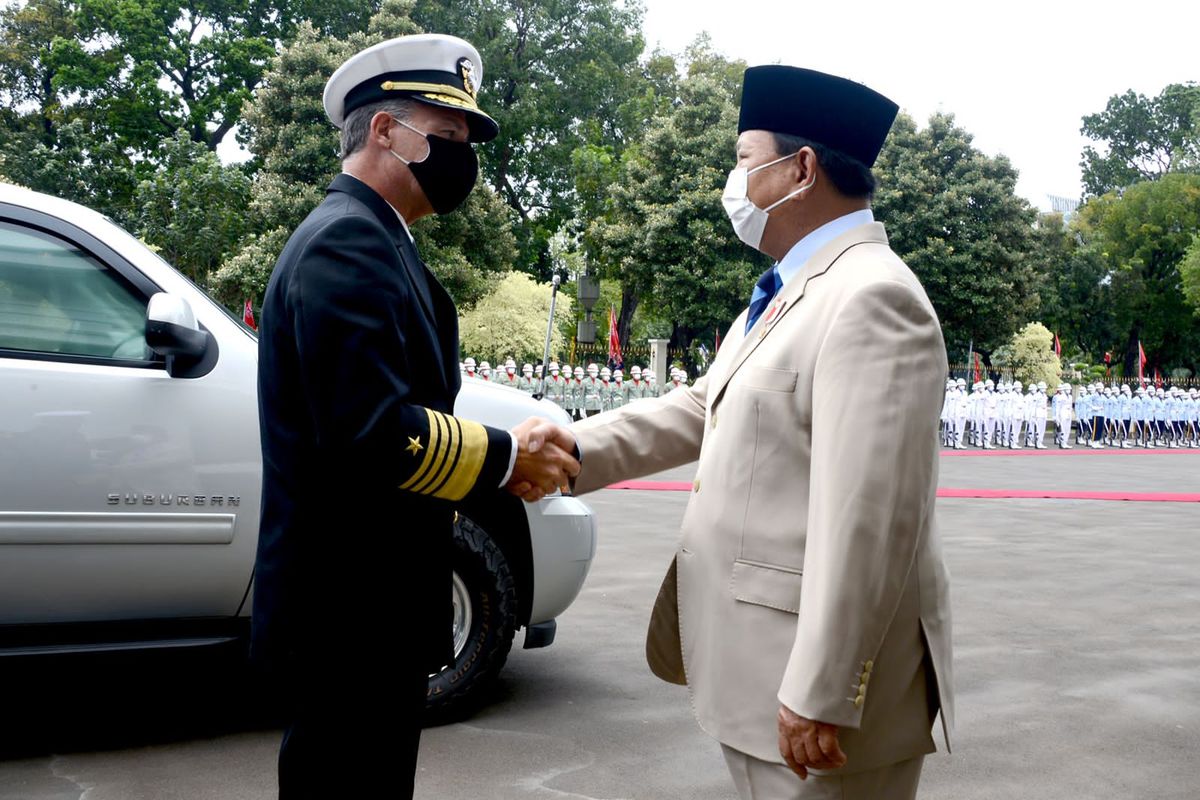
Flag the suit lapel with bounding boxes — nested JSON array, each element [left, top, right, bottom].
[[709, 223, 889, 408], [327, 173, 438, 326]]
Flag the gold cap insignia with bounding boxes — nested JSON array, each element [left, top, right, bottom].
[[458, 57, 477, 101]]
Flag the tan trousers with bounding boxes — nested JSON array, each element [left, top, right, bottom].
[[720, 745, 924, 800]]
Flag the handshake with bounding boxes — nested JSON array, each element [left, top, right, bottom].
[[505, 417, 581, 502]]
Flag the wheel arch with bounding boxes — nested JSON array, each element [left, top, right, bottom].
[[458, 493, 534, 628]]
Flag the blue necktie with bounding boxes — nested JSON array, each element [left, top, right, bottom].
[[745, 265, 782, 333]]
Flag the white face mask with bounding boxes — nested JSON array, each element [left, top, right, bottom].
[[722, 151, 814, 250]]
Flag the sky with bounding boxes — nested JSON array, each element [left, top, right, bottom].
[[639, 0, 1199, 210]]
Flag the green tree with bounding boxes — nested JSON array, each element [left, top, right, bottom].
[[458, 272, 572, 363], [1028, 212, 1118, 362], [0, 0, 77, 145], [217, 2, 517, 308], [409, 0, 646, 272], [1181, 234, 1200, 315], [50, 0, 281, 153], [1080, 83, 1200, 198], [1076, 173, 1200, 376], [1007, 322, 1062, 389], [588, 42, 761, 353], [135, 131, 251, 287], [873, 112, 1039, 358]]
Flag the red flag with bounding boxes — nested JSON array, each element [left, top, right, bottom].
[[607, 306, 622, 368], [1053, 332, 1061, 358], [243, 299, 257, 331], [974, 352, 982, 383], [1154, 368, 1162, 388], [1138, 341, 1147, 382], [714, 326, 722, 353]]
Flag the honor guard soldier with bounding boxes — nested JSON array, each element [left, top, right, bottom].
[[544, 362, 566, 407], [571, 366, 586, 420], [610, 369, 626, 410], [254, 33, 547, 799], [646, 370, 661, 398], [496, 358, 518, 388], [560, 364, 576, 418], [599, 366, 614, 411], [518, 363, 537, 394], [478, 360, 491, 381], [626, 365, 644, 401], [582, 363, 603, 417], [463, 356, 477, 378]]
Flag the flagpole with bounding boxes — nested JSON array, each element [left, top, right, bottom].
[[536, 272, 560, 400]]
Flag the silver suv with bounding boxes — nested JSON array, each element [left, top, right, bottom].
[[0, 183, 596, 719]]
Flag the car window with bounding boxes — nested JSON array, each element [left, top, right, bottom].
[[0, 221, 151, 361]]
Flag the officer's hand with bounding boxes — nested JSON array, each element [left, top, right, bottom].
[[777, 704, 846, 779], [507, 419, 580, 501]]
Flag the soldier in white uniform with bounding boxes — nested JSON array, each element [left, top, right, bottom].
[[951, 378, 968, 449], [1052, 383, 1073, 448], [1033, 381, 1049, 448], [939, 379, 954, 447]]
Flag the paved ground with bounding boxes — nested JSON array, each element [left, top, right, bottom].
[[1, 449, 1198, 799]]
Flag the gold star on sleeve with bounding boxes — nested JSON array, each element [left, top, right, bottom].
[[406, 436, 423, 455], [398, 408, 489, 502]]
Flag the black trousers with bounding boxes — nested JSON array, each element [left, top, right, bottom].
[[278, 657, 428, 799]]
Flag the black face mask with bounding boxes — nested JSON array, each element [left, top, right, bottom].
[[390, 118, 478, 215]]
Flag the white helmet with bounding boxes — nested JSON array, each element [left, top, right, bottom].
[[614, 369, 624, 380], [522, 363, 533, 374], [1038, 381, 1047, 391], [601, 367, 611, 379], [985, 379, 994, 389], [957, 378, 967, 388], [630, 365, 642, 378], [1013, 380, 1022, 390], [587, 363, 599, 376], [464, 357, 476, 369], [573, 366, 584, 378], [479, 360, 490, 370], [549, 362, 559, 374]]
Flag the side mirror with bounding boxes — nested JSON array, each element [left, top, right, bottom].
[[145, 293, 215, 377]]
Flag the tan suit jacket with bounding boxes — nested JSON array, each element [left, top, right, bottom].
[[571, 222, 953, 775]]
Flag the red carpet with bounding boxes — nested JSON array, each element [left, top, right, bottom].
[[939, 447, 1200, 457], [605, 481, 1200, 503]]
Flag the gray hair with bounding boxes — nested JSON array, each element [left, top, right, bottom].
[[339, 98, 417, 159]]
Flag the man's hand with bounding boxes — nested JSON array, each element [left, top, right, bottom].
[[506, 418, 580, 502], [777, 704, 846, 780]]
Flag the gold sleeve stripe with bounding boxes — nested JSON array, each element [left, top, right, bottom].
[[432, 417, 489, 502], [421, 415, 464, 498], [399, 408, 443, 491], [410, 411, 453, 495]]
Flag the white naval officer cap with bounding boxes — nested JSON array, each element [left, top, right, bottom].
[[323, 33, 499, 143]]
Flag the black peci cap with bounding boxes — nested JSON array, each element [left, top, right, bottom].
[[738, 66, 898, 168]]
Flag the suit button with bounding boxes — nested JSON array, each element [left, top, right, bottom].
[[710, 413, 717, 429], [860, 671, 870, 685], [858, 683, 868, 695], [854, 695, 865, 709], [693, 479, 700, 493], [863, 660, 874, 673]]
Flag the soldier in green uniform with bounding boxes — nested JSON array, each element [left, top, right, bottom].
[[644, 370, 660, 398], [626, 365, 644, 402], [599, 366, 613, 411], [496, 358, 519, 389], [571, 365, 586, 420], [518, 363, 537, 394], [544, 362, 566, 407], [583, 363, 603, 417], [610, 369, 626, 410], [561, 363, 577, 418]]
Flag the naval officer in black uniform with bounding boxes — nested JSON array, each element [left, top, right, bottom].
[[254, 33, 579, 799]]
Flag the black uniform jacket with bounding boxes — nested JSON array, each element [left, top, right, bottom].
[[253, 173, 512, 675]]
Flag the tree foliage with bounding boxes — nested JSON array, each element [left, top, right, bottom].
[[1075, 173, 1200, 376], [588, 42, 762, 352], [458, 271, 572, 363], [1028, 213, 1117, 362], [215, 2, 517, 308], [409, 0, 646, 271], [135, 130, 251, 286], [1080, 83, 1200, 198], [1007, 322, 1062, 389], [873, 112, 1039, 355]]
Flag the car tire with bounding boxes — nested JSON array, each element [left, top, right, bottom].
[[424, 515, 517, 724]]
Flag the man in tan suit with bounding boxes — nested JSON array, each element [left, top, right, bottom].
[[560, 66, 953, 799]]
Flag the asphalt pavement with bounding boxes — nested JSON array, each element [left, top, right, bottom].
[[1, 448, 1198, 799]]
